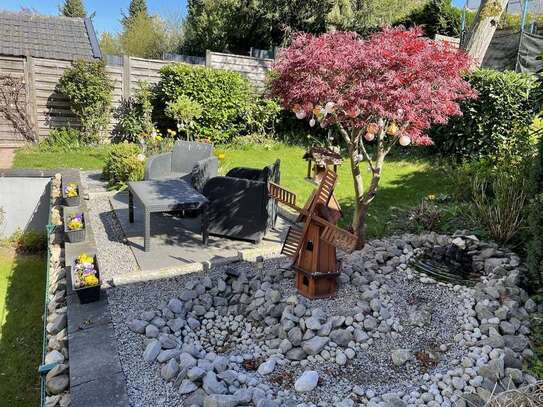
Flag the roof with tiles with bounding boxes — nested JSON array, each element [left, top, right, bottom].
[[0, 11, 101, 61]]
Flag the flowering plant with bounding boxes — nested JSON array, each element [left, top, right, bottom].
[[64, 182, 79, 198], [73, 253, 99, 288], [67, 213, 84, 231]]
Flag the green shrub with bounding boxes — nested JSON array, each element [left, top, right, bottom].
[[165, 95, 203, 140], [102, 144, 144, 190], [154, 63, 279, 143], [40, 127, 82, 151], [430, 69, 538, 160], [58, 60, 113, 144], [0, 229, 47, 253], [113, 81, 155, 143]]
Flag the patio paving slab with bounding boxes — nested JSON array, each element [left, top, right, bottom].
[[110, 191, 290, 272]]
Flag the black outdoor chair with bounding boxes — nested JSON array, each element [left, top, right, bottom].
[[144, 140, 218, 191], [202, 160, 280, 243]]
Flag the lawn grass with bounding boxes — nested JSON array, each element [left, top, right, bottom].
[[0, 248, 45, 407], [219, 144, 450, 238], [13, 145, 112, 171], [14, 141, 451, 238]]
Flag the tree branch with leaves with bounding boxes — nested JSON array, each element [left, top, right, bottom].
[[270, 27, 476, 247], [0, 74, 37, 142]]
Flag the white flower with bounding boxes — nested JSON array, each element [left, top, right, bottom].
[[324, 102, 335, 114], [137, 153, 146, 162]]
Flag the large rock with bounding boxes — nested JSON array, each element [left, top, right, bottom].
[[287, 327, 303, 346], [179, 352, 198, 370], [294, 371, 319, 393], [330, 329, 353, 347], [128, 319, 148, 334], [161, 358, 179, 381], [47, 313, 67, 335], [302, 336, 329, 355], [143, 340, 161, 362], [203, 371, 227, 394], [286, 347, 307, 361], [46, 374, 69, 395], [178, 379, 198, 395], [391, 349, 412, 366], [168, 298, 184, 314], [203, 395, 239, 407], [257, 359, 276, 376]]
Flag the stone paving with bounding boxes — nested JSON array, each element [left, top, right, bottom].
[[0, 147, 15, 169]]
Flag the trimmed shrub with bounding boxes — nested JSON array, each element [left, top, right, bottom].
[[154, 63, 279, 143], [430, 69, 538, 160], [102, 144, 144, 190], [57, 60, 113, 144]]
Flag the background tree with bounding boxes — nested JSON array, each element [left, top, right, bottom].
[[399, 0, 467, 38], [270, 27, 475, 245], [122, 0, 149, 27], [99, 32, 122, 55], [462, 0, 509, 65], [120, 13, 167, 58], [61, 0, 87, 18]]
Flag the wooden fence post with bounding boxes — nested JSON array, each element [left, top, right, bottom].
[[24, 55, 39, 141], [123, 55, 131, 99]]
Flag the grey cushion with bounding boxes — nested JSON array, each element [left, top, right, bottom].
[[172, 141, 214, 174]]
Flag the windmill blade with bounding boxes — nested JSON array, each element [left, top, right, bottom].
[[281, 225, 304, 258], [320, 222, 359, 253], [313, 170, 337, 209], [269, 182, 301, 211]]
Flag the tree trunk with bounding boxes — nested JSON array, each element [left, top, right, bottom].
[[462, 0, 509, 65]]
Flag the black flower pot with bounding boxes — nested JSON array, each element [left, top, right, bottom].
[[62, 182, 81, 207], [63, 210, 86, 243], [71, 255, 101, 304]]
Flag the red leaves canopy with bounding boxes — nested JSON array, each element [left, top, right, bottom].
[[270, 27, 476, 145]]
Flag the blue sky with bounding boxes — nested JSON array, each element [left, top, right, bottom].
[[1, 0, 188, 34], [1, 0, 467, 34]]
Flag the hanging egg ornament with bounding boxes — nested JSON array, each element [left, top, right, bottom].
[[387, 122, 399, 136], [364, 132, 375, 142], [295, 110, 306, 120], [309, 118, 316, 127], [399, 135, 411, 146]]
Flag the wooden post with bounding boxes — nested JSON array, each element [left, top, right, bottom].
[[24, 55, 39, 142], [122, 55, 131, 99]]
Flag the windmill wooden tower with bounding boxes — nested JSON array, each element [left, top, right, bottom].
[[269, 169, 359, 299]]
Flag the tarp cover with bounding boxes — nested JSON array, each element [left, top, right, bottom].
[[482, 29, 543, 73]]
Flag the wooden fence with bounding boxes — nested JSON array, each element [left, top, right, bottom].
[[0, 51, 275, 145]]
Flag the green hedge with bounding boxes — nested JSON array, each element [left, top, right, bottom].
[[154, 63, 279, 143], [430, 69, 538, 160]]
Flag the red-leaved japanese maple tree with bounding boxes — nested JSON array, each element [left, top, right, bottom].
[[270, 26, 476, 247]]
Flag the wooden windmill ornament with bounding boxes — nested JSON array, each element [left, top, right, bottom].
[[269, 169, 359, 299]]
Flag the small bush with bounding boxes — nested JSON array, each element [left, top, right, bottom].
[[0, 229, 47, 253], [154, 63, 280, 143], [430, 69, 538, 160], [102, 144, 144, 190], [113, 81, 155, 143], [58, 60, 113, 143], [470, 171, 528, 244], [165, 95, 203, 140], [39, 127, 82, 151]]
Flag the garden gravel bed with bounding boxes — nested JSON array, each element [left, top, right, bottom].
[[86, 194, 139, 281], [107, 233, 539, 407]]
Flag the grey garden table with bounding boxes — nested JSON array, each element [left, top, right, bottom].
[[128, 179, 209, 252]]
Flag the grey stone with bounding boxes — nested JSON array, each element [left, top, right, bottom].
[[287, 327, 303, 346], [143, 340, 161, 362], [145, 324, 159, 338], [203, 371, 227, 395], [157, 349, 181, 363], [46, 374, 69, 395], [203, 395, 239, 407], [45, 350, 65, 365], [286, 347, 306, 361], [187, 366, 206, 381], [47, 313, 67, 335], [302, 336, 329, 355], [128, 319, 147, 334], [257, 359, 276, 375], [330, 329, 353, 347], [305, 317, 322, 331], [161, 358, 179, 381], [391, 349, 412, 366], [178, 379, 198, 395], [294, 370, 319, 392], [179, 352, 198, 370], [168, 298, 184, 314]]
